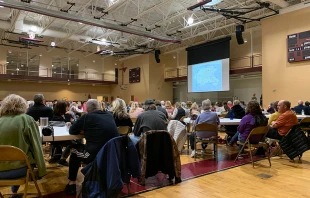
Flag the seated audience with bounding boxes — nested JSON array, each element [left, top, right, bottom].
[[155, 100, 168, 118], [26, 93, 53, 121], [293, 100, 305, 114], [267, 100, 298, 140], [268, 101, 280, 126], [186, 101, 193, 111], [190, 102, 200, 120], [65, 99, 119, 196], [220, 101, 230, 114], [170, 102, 186, 120], [224, 100, 245, 136], [165, 100, 174, 116], [190, 99, 220, 157], [127, 101, 133, 113], [229, 101, 268, 149], [0, 94, 46, 196], [240, 101, 246, 109], [52, 101, 73, 123], [131, 100, 167, 145], [111, 98, 134, 128], [215, 101, 223, 112], [227, 101, 233, 109], [304, 101, 310, 115], [49, 101, 74, 165], [161, 100, 166, 108], [267, 102, 275, 114], [181, 102, 190, 117], [129, 101, 144, 118]]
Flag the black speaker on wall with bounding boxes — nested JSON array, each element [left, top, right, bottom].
[[155, 50, 161, 63], [236, 25, 244, 45]]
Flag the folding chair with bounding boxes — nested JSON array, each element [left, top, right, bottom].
[[131, 118, 137, 125], [299, 117, 310, 136], [118, 126, 131, 136], [234, 126, 271, 168], [194, 123, 218, 160], [0, 145, 42, 198]]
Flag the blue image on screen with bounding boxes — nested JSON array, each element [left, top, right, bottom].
[[191, 60, 223, 92]]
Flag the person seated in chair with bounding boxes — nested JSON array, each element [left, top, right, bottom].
[[228, 101, 268, 151], [190, 99, 220, 158], [268, 101, 281, 126], [267, 100, 298, 140], [169, 102, 186, 121], [224, 100, 245, 142], [65, 99, 119, 196], [293, 100, 305, 114], [48, 101, 74, 166], [26, 93, 53, 121], [0, 94, 46, 197], [130, 99, 167, 145], [110, 98, 133, 128], [155, 100, 168, 119]]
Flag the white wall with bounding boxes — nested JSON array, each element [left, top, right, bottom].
[[173, 76, 262, 104]]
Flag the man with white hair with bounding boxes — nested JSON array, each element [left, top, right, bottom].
[[65, 99, 119, 196], [293, 100, 305, 114], [227, 101, 233, 109], [189, 99, 220, 158]]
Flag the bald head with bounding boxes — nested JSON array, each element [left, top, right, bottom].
[[278, 100, 291, 113], [298, 100, 303, 105]]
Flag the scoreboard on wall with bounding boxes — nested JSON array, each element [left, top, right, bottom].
[[287, 30, 310, 63], [129, 67, 140, 83]]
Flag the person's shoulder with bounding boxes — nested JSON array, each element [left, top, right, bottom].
[[20, 113, 36, 123], [42, 105, 53, 111]]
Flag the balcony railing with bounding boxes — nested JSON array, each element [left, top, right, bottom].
[[0, 65, 116, 83], [164, 54, 262, 79]]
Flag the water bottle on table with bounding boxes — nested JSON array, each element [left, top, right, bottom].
[[229, 111, 234, 120], [302, 109, 305, 115]]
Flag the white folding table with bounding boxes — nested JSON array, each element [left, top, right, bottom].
[[40, 126, 84, 141]]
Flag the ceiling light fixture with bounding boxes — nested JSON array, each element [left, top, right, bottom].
[[51, 42, 56, 47], [187, 17, 194, 25], [30, 25, 37, 32]]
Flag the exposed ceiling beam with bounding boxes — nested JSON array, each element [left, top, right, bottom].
[[0, 0, 180, 44]]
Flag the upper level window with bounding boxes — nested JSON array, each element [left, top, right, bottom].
[[6, 51, 40, 76], [52, 56, 79, 79]]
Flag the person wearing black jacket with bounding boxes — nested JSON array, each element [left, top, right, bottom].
[[110, 98, 133, 129], [155, 100, 168, 118], [65, 99, 119, 196], [26, 94, 53, 121], [49, 101, 74, 166], [304, 101, 310, 115], [225, 100, 245, 140]]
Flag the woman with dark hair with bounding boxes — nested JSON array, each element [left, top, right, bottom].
[[304, 101, 310, 115], [49, 101, 74, 165], [220, 101, 230, 114], [229, 100, 268, 150], [53, 101, 73, 123]]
